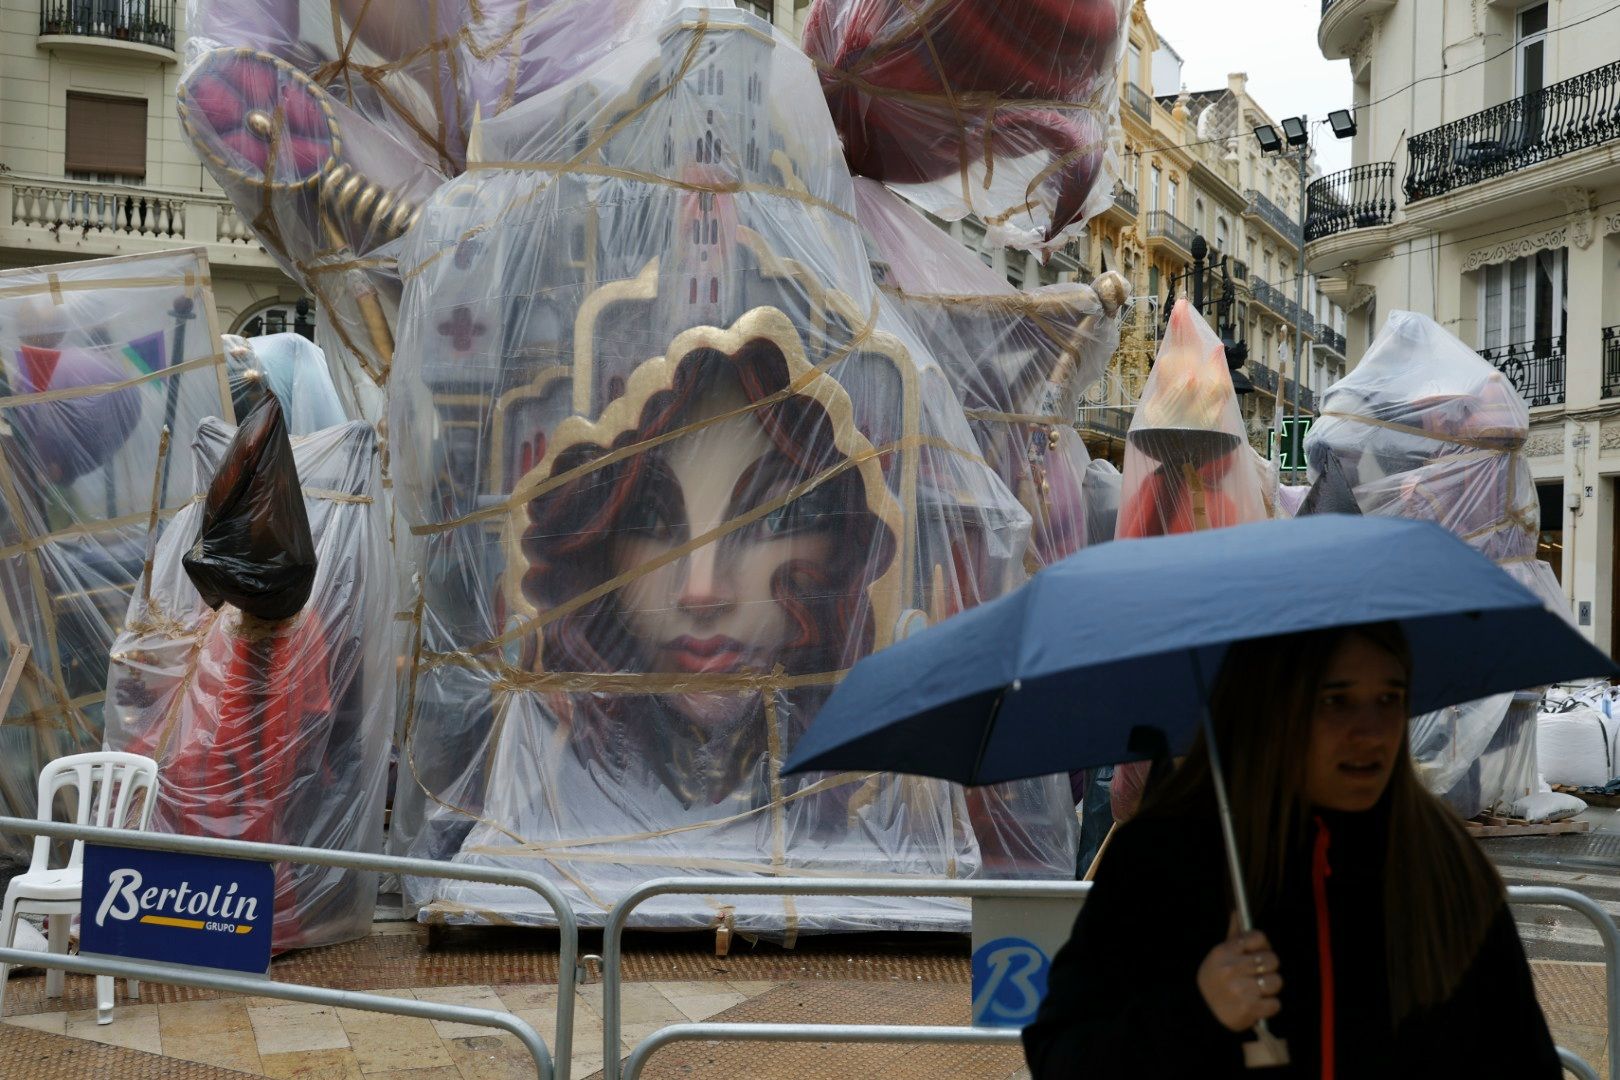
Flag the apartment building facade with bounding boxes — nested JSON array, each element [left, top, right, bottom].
[[1307, 0, 1620, 651], [1080, 2, 1349, 463]]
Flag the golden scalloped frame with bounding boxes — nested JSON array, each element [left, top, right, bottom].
[[489, 365, 573, 493], [502, 305, 905, 672]]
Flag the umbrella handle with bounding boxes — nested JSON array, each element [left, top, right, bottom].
[[1243, 1020, 1290, 1068]]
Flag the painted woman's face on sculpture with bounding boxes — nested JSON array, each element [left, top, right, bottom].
[[611, 375, 836, 728]]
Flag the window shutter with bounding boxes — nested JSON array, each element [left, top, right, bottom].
[[65, 93, 147, 179]]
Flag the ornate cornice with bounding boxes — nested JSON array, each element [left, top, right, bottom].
[[1523, 433, 1564, 458], [1461, 226, 1568, 272]]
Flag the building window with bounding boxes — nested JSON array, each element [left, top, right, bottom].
[[1480, 248, 1566, 349], [65, 92, 147, 182], [1148, 265, 1160, 299], [1168, 178, 1179, 216], [1536, 482, 1563, 582], [1129, 43, 1142, 84], [1149, 165, 1162, 212], [1367, 296, 1377, 349], [1517, 3, 1547, 98], [233, 299, 315, 340], [1216, 215, 1229, 252]]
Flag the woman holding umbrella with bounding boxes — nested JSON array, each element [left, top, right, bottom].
[[1022, 622, 1561, 1075]]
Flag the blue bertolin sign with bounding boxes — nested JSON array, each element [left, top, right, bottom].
[[80, 844, 274, 977]]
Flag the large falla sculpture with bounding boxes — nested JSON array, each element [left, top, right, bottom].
[[175, 0, 1131, 932]]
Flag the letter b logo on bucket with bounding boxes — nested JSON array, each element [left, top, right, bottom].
[[971, 937, 1051, 1026], [80, 844, 274, 977], [968, 895, 1083, 1028]]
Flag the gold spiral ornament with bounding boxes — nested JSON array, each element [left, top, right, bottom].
[[320, 160, 422, 246]]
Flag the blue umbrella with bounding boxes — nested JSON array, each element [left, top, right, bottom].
[[784, 514, 1614, 785]]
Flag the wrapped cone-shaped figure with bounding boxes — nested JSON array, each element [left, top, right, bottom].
[[1110, 299, 1267, 821]]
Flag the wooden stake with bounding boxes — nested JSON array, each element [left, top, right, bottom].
[[1081, 820, 1117, 882]]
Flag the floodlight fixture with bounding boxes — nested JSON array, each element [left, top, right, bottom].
[[1253, 124, 1281, 154], [1328, 109, 1357, 139], [1280, 116, 1308, 147]]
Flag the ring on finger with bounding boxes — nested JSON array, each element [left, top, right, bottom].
[[1256, 973, 1270, 993], [1252, 956, 1265, 975]]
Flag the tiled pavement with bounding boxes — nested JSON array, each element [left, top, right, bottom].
[[0, 919, 1606, 1078]]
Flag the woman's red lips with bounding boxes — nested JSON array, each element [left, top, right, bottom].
[[663, 636, 747, 674]]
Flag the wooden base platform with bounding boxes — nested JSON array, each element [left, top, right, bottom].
[[1466, 814, 1591, 838], [1551, 783, 1620, 809]]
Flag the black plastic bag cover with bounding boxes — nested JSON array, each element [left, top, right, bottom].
[[1297, 454, 1362, 518], [183, 394, 316, 619]]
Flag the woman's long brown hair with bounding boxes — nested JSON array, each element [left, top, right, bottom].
[[1142, 624, 1505, 1022]]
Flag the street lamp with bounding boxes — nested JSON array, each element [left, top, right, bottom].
[[1251, 113, 1356, 482]]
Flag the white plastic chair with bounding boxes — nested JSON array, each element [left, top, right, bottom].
[[0, 752, 159, 1025]]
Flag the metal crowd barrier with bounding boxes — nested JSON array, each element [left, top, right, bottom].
[[602, 878, 1618, 1080], [0, 816, 581, 1080], [600, 876, 1090, 1080], [1508, 885, 1620, 1080]]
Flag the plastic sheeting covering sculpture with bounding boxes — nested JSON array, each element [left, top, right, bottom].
[[176, 0, 782, 421], [1109, 298, 1267, 821], [177, 1, 1130, 932], [378, 6, 1129, 932], [804, 0, 1129, 251], [1305, 310, 1564, 818], [852, 177, 1128, 876], [104, 390, 394, 951], [0, 251, 233, 858]]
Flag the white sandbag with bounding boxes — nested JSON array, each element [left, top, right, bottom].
[[1537, 706, 1620, 788], [7, 918, 49, 972], [1510, 789, 1586, 823]]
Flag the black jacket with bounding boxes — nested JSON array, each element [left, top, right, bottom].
[[1022, 800, 1560, 1078]]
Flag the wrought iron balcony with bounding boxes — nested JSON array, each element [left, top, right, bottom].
[[1406, 59, 1620, 203], [1248, 363, 1279, 394], [39, 0, 177, 50], [1243, 189, 1304, 247], [1479, 336, 1566, 407], [1125, 83, 1154, 122], [1113, 186, 1139, 217], [1076, 406, 1131, 441], [1145, 210, 1196, 254], [1305, 163, 1396, 243], [1249, 276, 1305, 327], [1315, 326, 1347, 356], [1604, 327, 1620, 400]]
